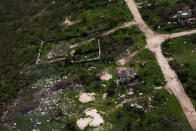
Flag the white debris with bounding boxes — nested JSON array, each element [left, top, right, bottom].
[[64, 18, 74, 26], [102, 93, 107, 99], [181, 12, 188, 16], [71, 50, 75, 56], [37, 122, 41, 125], [62, 76, 68, 80], [120, 94, 126, 98], [139, 93, 143, 96], [148, 97, 152, 102], [147, 3, 151, 6], [100, 84, 106, 87], [52, 1, 56, 5], [77, 108, 104, 130], [31, 86, 37, 89], [79, 93, 95, 103], [154, 87, 162, 90], [131, 103, 143, 109], [127, 89, 134, 95], [32, 129, 39, 131], [41, 112, 46, 115], [100, 72, 112, 81], [88, 66, 96, 71]]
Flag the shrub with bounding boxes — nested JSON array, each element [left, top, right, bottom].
[[63, 118, 77, 131], [106, 80, 117, 97]]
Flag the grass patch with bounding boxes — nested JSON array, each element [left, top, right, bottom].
[[0, 0, 133, 103], [162, 34, 196, 108], [128, 49, 165, 93]]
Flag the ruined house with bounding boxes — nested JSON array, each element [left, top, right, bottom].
[[118, 67, 138, 84]]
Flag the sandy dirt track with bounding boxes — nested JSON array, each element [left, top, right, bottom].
[[125, 0, 196, 129]]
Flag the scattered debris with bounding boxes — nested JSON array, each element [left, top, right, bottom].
[[117, 58, 127, 65], [172, 9, 195, 25], [39, 88, 50, 98], [31, 77, 61, 89], [131, 103, 143, 109]]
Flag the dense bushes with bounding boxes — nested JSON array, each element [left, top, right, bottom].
[[101, 27, 146, 62], [109, 91, 189, 131], [106, 80, 117, 97], [0, 0, 64, 103], [0, 0, 133, 103]]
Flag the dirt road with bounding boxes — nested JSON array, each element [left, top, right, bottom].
[[125, 0, 196, 129]]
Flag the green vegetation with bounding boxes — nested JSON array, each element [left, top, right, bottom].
[[104, 49, 191, 130], [135, 0, 196, 33], [0, 0, 133, 103], [100, 27, 146, 62], [133, 49, 165, 88], [72, 40, 99, 61], [162, 34, 196, 108], [108, 91, 191, 131], [0, 0, 193, 130], [2, 44, 191, 130]]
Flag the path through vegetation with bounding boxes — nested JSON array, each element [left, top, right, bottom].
[[125, 0, 196, 129], [70, 21, 137, 49]]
